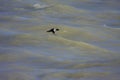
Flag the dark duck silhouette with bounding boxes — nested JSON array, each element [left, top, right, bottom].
[[46, 28, 59, 34]]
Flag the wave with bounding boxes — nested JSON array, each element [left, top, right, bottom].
[[9, 23, 119, 46], [4, 24, 119, 60]]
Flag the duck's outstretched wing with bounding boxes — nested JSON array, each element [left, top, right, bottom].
[[46, 28, 54, 32], [46, 28, 55, 34]]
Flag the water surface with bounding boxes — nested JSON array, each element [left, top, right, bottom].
[[0, 0, 120, 80]]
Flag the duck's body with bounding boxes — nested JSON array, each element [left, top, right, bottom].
[[47, 28, 59, 34]]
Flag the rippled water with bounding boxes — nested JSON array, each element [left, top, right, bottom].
[[0, 0, 120, 80]]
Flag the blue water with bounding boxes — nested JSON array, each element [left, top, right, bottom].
[[0, 0, 120, 80]]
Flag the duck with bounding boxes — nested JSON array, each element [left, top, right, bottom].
[[46, 28, 59, 34]]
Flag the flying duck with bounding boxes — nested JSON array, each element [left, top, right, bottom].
[[46, 28, 59, 34]]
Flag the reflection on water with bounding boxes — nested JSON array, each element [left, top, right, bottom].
[[0, 0, 120, 80]]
